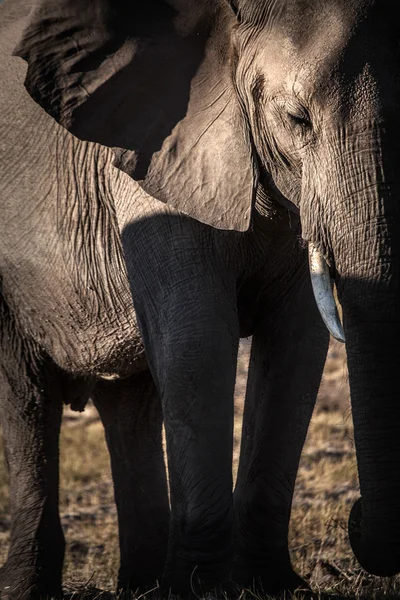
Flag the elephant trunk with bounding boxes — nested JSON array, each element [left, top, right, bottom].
[[303, 124, 400, 575], [333, 156, 400, 576], [344, 311, 400, 576]]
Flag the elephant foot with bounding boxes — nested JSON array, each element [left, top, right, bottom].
[[117, 563, 165, 598], [0, 563, 63, 600], [156, 581, 241, 600], [117, 581, 161, 599], [242, 572, 309, 599], [233, 556, 309, 598], [64, 589, 113, 600], [159, 545, 234, 599]]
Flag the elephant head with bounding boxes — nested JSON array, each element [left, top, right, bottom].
[[15, 0, 400, 577]]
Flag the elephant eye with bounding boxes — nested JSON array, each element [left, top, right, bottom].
[[273, 99, 314, 148], [286, 109, 312, 131]]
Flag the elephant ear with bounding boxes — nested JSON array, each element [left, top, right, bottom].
[[14, 0, 257, 230]]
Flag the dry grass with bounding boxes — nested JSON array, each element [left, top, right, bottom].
[[0, 339, 399, 598]]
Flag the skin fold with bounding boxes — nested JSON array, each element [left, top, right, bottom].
[[0, 0, 399, 598]]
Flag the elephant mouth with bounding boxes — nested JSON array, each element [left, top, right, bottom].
[[308, 243, 345, 343]]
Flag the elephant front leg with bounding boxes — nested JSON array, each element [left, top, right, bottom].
[[156, 316, 238, 595], [132, 288, 239, 594], [0, 348, 64, 600], [120, 211, 240, 595], [233, 276, 329, 595], [92, 370, 170, 595]]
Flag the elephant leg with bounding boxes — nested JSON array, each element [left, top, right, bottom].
[[133, 296, 239, 595], [92, 370, 170, 594], [233, 275, 330, 595], [155, 311, 238, 596], [120, 212, 239, 595], [0, 344, 64, 599]]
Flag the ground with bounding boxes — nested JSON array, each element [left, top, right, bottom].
[[0, 339, 399, 598]]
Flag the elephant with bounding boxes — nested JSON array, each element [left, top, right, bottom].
[[0, 0, 399, 597]]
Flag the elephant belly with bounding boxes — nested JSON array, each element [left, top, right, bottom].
[[0, 243, 147, 380], [55, 309, 147, 381], [34, 279, 147, 380]]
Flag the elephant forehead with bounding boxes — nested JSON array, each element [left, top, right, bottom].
[[240, 2, 349, 86], [241, 0, 397, 122], [244, 10, 347, 105]]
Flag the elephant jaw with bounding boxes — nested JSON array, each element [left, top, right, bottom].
[[308, 243, 345, 343]]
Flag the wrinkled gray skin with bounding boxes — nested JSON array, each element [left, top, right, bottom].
[[0, 0, 399, 598]]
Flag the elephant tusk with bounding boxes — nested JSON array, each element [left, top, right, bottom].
[[308, 243, 346, 343]]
